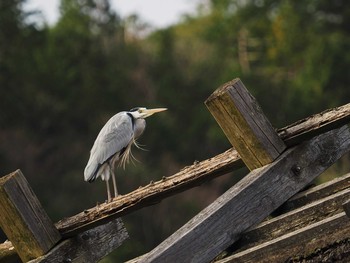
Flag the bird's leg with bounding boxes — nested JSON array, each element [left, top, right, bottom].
[[106, 178, 112, 203], [110, 165, 118, 198]]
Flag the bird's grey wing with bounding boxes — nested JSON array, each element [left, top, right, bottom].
[[84, 113, 133, 181]]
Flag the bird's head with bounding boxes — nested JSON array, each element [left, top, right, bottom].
[[129, 107, 167, 119]]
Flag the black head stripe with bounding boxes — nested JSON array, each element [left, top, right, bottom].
[[127, 112, 135, 129], [129, 107, 140, 112]]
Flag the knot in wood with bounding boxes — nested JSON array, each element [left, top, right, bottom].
[[291, 165, 302, 176]]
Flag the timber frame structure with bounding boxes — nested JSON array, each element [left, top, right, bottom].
[[1, 78, 350, 262]]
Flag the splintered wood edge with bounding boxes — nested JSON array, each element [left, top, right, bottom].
[[54, 104, 350, 236], [2, 103, 350, 259], [56, 148, 244, 236]]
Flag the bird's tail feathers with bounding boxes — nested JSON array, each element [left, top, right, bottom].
[[84, 160, 100, 183]]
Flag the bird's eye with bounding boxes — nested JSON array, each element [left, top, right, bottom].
[[138, 109, 142, 113]]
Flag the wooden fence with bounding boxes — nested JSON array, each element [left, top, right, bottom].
[[1, 78, 350, 262]]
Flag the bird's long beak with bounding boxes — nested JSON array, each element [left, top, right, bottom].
[[143, 108, 167, 118]]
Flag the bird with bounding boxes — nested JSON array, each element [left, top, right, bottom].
[[84, 107, 167, 202]]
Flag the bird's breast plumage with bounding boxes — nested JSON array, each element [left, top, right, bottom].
[[134, 118, 146, 139]]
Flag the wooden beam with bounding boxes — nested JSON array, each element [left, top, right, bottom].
[[229, 187, 350, 254], [205, 78, 286, 170], [28, 218, 128, 263], [216, 212, 350, 263], [128, 175, 350, 263], [56, 148, 244, 237], [294, 239, 350, 262], [0, 170, 61, 262], [279, 103, 350, 146], [138, 124, 350, 263], [279, 172, 350, 213], [55, 103, 350, 237], [2, 103, 350, 259]]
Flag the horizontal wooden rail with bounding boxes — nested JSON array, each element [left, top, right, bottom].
[[137, 124, 350, 262], [2, 103, 350, 258], [279, 172, 350, 213], [278, 103, 350, 146], [127, 172, 350, 263], [56, 103, 350, 236], [229, 181, 350, 253], [217, 212, 350, 263]]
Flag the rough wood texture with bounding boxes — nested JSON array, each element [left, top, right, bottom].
[[217, 213, 350, 263], [2, 102, 350, 259], [229, 187, 350, 253], [138, 124, 350, 263], [279, 103, 350, 146], [205, 78, 286, 170], [279, 172, 350, 213], [28, 218, 128, 263], [129, 173, 350, 263], [0, 170, 61, 262], [55, 103, 350, 238], [295, 238, 350, 262], [56, 149, 244, 237]]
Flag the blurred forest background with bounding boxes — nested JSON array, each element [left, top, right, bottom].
[[1, 0, 350, 261]]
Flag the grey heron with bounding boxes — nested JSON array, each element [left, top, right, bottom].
[[84, 107, 167, 202]]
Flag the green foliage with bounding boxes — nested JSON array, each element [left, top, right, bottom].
[[0, 0, 349, 261]]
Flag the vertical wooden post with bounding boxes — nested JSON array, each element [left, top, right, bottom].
[[205, 78, 286, 170], [0, 170, 61, 262]]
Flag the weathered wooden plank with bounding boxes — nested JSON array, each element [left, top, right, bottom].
[[279, 172, 350, 213], [56, 149, 244, 237], [1, 102, 347, 262], [0, 170, 61, 262], [294, 239, 350, 262], [279, 103, 350, 146], [228, 187, 350, 254], [216, 212, 350, 263], [138, 124, 350, 263], [55, 104, 350, 238], [205, 78, 286, 170], [128, 174, 350, 263], [28, 218, 128, 263], [1, 106, 350, 261]]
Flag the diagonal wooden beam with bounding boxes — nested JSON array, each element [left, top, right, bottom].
[[216, 212, 350, 263], [139, 124, 350, 263], [56, 103, 350, 237], [2, 103, 350, 259], [229, 187, 350, 254]]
